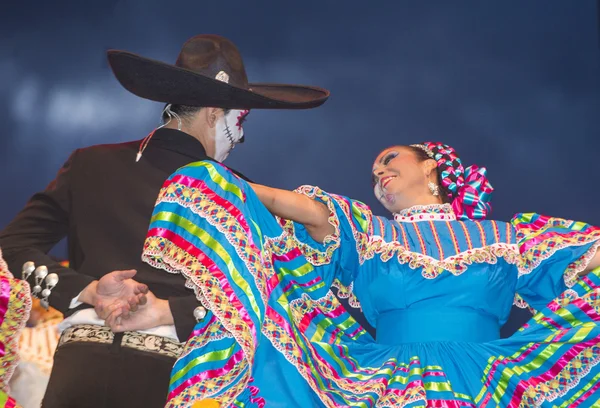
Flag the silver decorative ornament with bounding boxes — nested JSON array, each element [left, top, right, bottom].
[[45, 273, 59, 288], [193, 306, 207, 321], [22, 261, 35, 279], [428, 181, 440, 197], [215, 71, 229, 83], [34, 265, 48, 279]]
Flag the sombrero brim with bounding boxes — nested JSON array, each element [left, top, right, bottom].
[[107, 50, 329, 109]]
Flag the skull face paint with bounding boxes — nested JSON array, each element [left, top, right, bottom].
[[213, 109, 250, 162]]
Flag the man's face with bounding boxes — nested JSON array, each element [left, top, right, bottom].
[[213, 109, 250, 162]]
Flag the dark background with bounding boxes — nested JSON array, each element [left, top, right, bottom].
[[1, 0, 599, 335]]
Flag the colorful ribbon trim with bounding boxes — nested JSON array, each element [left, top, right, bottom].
[[420, 142, 493, 220], [451, 165, 493, 220]]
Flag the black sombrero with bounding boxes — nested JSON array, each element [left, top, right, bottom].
[[107, 34, 329, 110]]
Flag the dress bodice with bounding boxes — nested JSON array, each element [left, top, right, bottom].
[[284, 187, 599, 348], [354, 204, 520, 343]]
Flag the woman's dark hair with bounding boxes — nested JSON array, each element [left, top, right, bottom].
[[407, 145, 456, 204]]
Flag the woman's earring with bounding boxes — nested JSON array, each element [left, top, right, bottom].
[[428, 181, 439, 196]]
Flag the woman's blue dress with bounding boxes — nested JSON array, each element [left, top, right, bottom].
[[143, 162, 600, 407]]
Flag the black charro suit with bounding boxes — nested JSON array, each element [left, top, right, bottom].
[[0, 128, 249, 407]]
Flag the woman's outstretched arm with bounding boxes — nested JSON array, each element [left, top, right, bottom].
[[250, 183, 334, 243]]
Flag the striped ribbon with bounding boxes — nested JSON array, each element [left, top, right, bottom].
[[451, 165, 493, 220]]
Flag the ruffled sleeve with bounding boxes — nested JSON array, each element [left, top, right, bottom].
[[142, 163, 372, 407], [0, 248, 32, 397], [279, 185, 396, 309], [512, 212, 600, 311]]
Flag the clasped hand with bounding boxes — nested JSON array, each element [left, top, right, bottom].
[[80, 269, 172, 333]]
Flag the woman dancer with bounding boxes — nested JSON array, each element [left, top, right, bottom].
[[142, 143, 600, 407]]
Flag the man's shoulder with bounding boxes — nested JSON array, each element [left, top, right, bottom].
[[177, 161, 252, 183], [75, 140, 140, 159]]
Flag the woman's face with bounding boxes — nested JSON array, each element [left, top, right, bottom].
[[372, 146, 435, 213]]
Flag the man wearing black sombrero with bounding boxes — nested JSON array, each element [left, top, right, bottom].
[[0, 34, 328, 408]]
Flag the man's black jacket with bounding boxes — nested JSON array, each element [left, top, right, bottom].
[[0, 128, 249, 341]]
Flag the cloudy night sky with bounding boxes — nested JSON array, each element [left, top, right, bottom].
[[1, 1, 599, 333]]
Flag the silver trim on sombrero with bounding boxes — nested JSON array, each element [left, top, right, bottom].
[[215, 70, 230, 83]]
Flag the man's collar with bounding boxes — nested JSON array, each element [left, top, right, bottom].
[[150, 128, 208, 161], [148, 127, 252, 182]]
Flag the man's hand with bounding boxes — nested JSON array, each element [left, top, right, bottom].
[[79, 270, 149, 320], [104, 290, 174, 333]]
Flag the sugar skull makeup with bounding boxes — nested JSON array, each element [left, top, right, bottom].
[[214, 109, 249, 162]]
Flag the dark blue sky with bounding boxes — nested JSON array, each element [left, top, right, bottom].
[[1, 1, 599, 332], [2, 1, 598, 226]]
